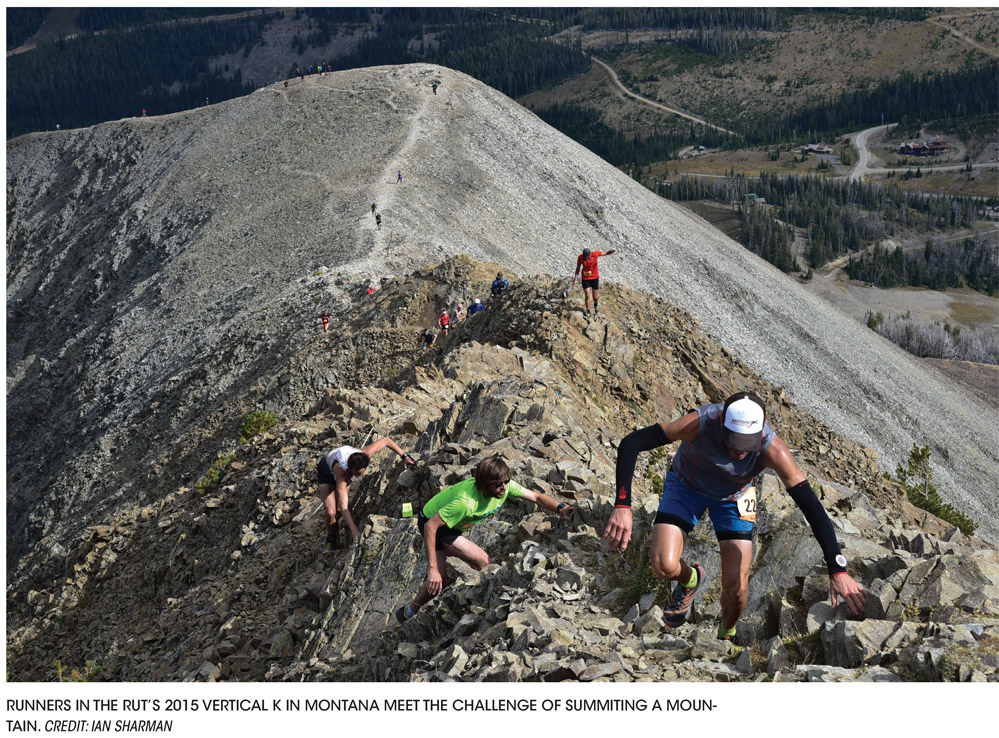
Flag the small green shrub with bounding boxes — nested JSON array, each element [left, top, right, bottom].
[[781, 631, 824, 665], [195, 453, 237, 496], [238, 409, 277, 444], [54, 659, 102, 682]]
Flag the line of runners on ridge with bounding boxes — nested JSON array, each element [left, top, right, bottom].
[[316, 247, 865, 645]]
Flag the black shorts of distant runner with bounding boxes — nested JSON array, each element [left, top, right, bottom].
[[581, 278, 599, 290], [316, 456, 337, 485]]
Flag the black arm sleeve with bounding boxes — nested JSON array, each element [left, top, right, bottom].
[[786, 480, 846, 575], [614, 424, 670, 509]]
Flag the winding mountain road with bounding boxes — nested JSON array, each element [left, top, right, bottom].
[[851, 122, 999, 182], [590, 55, 737, 136]]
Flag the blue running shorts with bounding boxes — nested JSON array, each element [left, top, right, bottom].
[[654, 472, 754, 541]]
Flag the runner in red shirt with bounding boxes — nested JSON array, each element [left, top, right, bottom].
[[438, 311, 451, 335], [572, 247, 616, 319]]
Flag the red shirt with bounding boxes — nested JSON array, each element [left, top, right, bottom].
[[439, 314, 450, 328], [577, 251, 604, 280]]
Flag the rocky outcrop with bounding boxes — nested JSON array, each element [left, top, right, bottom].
[[7, 264, 997, 682]]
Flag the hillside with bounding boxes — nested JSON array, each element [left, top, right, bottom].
[[7, 259, 999, 683], [8, 64, 997, 562], [6, 63, 999, 682], [527, 10, 997, 139]]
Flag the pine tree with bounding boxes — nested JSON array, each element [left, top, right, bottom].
[[887, 444, 975, 535]]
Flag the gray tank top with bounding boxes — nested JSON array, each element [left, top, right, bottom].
[[670, 403, 775, 500]]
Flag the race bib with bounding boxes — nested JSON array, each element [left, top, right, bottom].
[[735, 486, 757, 523]]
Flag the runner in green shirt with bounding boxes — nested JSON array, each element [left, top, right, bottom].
[[397, 455, 575, 622]]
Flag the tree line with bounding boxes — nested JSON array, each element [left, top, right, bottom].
[[7, 7, 590, 139], [742, 63, 999, 144], [847, 238, 998, 295], [533, 103, 737, 170], [302, 8, 592, 101], [659, 172, 996, 293], [575, 7, 783, 32], [7, 19, 263, 138], [76, 8, 239, 31]]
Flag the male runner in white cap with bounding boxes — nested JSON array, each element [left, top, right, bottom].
[[603, 391, 865, 643]]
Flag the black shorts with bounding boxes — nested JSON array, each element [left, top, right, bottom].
[[581, 278, 599, 290], [418, 512, 463, 549], [316, 456, 337, 486]]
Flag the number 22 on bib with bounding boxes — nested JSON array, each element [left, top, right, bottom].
[[736, 486, 757, 523]]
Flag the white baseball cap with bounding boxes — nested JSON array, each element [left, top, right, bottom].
[[722, 393, 766, 451]]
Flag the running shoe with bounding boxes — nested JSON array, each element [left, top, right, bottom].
[[396, 606, 414, 624], [717, 633, 741, 646], [662, 561, 705, 627], [583, 310, 590, 319]]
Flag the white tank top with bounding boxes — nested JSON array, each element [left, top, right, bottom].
[[326, 445, 363, 471]]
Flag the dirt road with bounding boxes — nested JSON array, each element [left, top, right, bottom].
[[851, 122, 999, 182], [590, 55, 737, 136], [927, 14, 998, 60]]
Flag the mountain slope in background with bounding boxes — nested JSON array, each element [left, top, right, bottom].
[[7, 63, 998, 576]]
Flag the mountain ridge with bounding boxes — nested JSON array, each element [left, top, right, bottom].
[[6, 62, 997, 575]]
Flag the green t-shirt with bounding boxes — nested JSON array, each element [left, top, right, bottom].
[[422, 477, 525, 531]]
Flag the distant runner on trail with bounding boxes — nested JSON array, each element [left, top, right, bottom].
[[438, 310, 450, 335], [316, 438, 415, 552], [491, 273, 508, 296], [320, 311, 331, 332], [468, 298, 485, 316], [432, 81, 438, 95], [396, 455, 574, 623], [604, 391, 866, 644], [572, 248, 616, 319], [397, 170, 403, 183]]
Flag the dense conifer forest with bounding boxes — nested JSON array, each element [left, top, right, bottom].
[[748, 64, 999, 144], [661, 173, 998, 295], [533, 103, 735, 170], [6, 19, 264, 137], [5, 7, 50, 49]]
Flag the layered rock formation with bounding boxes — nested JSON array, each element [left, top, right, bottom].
[[7, 263, 998, 682]]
